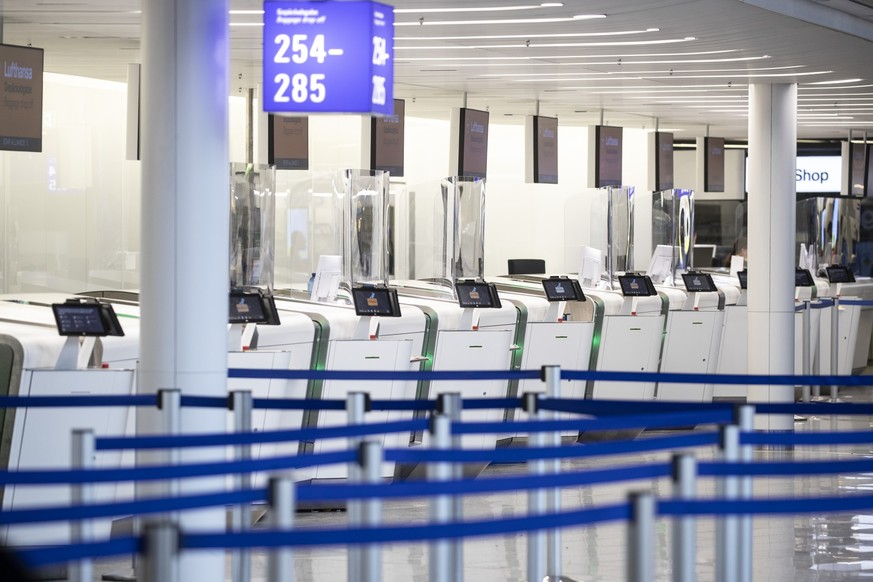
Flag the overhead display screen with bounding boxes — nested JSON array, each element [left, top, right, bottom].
[[533, 115, 558, 184], [263, 1, 394, 115], [655, 131, 674, 191], [595, 125, 623, 187], [849, 140, 866, 197], [352, 286, 401, 317], [704, 137, 725, 192], [0, 44, 44, 152], [458, 108, 489, 179], [269, 115, 309, 170], [371, 98, 404, 177]]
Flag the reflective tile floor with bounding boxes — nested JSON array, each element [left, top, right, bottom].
[[84, 386, 873, 581]]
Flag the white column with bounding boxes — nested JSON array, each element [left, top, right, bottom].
[[746, 84, 796, 431], [138, 1, 229, 580]]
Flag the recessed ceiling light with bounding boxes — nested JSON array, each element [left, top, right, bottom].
[[395, 29, 658, 41], [394, 49, 738, 62], [395, 37, 697, 49], [641, 71, 831, 79], [394, 4, 563, 13], [395, 16, 604, 26]]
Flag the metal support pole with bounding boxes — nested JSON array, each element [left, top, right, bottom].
[[802, 301, 811, 403], [360, 441, 383, 582], [159, 389, 182, 500], [437, 392, 464, 582], [831, 297, 840, 401], [717, 425, 740, 582], [230, 390, 253, 582], [738, 406, 755, 582], [628, 491, 655, 582], [543, 366, 563, 581], [347, 392, 369, 582], [71, 429, 95, 582], [524, 392, 546, 582], [141, 521, 180, 582], [267, 476, 295, 582], [428, 415, 453, 582], [672, 454, 697, 582]]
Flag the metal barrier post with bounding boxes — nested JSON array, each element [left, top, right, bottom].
[[230, 390, 253, 582], [628, 491, 655, 582], [360, 440, 383, 582], [716, 424, 740, 582], [542, 365, 563, 581], [428, 414, 452, 582], [802, 301, 811, 403], [831, 296, 840, 402], [347, 392, 369, 582], [738, 405, 755, 582], [524, 392, 546, 582], [141, 521, 180, 582], [267, 476, 296, 582], [437, 392, 464, 582], [671, 454, 697, 582], [70, 429, 95, 582]]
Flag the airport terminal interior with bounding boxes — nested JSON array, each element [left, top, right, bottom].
[[2, 0, 873, 581]]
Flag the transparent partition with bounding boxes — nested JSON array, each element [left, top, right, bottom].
[[229, 163, 276, 289], [272, 169, 388, 296], [341, 169, 389, 288], [586, 186, 634, 287], [394, 176, 486, 297], [797, 196, 861, 273], [633, 189, 695, 281]]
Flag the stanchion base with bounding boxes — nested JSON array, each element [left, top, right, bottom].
[[102, 570, 136, 582], [543, 576, 580, 582]]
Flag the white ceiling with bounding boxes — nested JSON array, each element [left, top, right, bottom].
[[2, 0, 873, 139]]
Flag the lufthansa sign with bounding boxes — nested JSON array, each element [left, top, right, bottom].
[[263, 1, 395, 116]]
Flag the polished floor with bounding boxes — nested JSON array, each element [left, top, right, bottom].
[[83, 385, 873, 581]]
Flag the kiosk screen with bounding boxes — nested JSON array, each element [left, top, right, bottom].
[[737, 270, 748, 289], [352, 286, 402, 317], [795, 268, 814, 287], [229, 293, 268, 324], [52, 301, 124, 337], [681, 272, 717, 293], [456, 281, 502, 308], [618, 275, 657, 297], [825, 265, 856, 283], [542, 277, 586, 302]]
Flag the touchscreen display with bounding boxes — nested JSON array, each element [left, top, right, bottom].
[[456, 281, 500, 308], [352, 287, 401, 317], [52, 303, 107, 336], [681, 272, 717, 293], [825, 265, 855, 284], [618, 275, 656, 297], [737, 270, 747, 289], [229, 293, 268, 324], [542, 278, 585, 302], [795, 269, 814, 287]]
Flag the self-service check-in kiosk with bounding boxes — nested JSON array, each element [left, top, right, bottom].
[[656, 272, 725, 402], [712, 271, 748, 400], [0, 298, 135, 545], [818, 266, 864, 380]]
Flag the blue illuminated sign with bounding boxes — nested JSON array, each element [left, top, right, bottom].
[[263, 1, 394, 116]]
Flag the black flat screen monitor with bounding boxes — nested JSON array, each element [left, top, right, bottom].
[[655, 131, 674, 191], [681, 272, 717, 293], [268, 115, 309, 170], [704, 136, 725, 192], [52, 301, 124, 337], [458, 108, 489, 179], [371, 98, 405, 177], [229, 292, 268, 324], [594, 125, 623, 187], [849, 140, 865, 197], [456, 281, 501, 308], [352, 286, 402, 317], [618, 274, 657, 297], [533, 115, 558, 184], [795, 268, 814, 287], [542, 277, 585, 302], [825, 265, 856, 284], [737, 270, 747, 289]]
